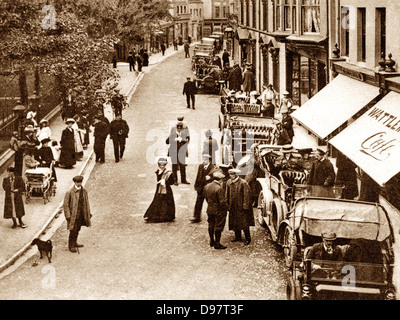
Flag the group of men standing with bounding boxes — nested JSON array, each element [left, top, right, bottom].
[[195, 160, 254, 250], [165, 117, 254, 250]]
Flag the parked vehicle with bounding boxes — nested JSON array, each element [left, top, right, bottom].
[[283, 196, 396, 300], [219, 100, 279, 167]]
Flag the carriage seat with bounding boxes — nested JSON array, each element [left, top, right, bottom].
[[279, 170, 308, 187]]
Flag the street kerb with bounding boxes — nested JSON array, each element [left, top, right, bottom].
[[0, 147, 95, 277]]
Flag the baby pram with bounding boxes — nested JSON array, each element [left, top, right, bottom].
[[25, 164, 56, 204]]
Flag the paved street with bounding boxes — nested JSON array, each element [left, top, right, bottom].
[[0, 48, 287, 299]]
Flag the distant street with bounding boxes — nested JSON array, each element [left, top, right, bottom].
[[0, 49, 287, 300]]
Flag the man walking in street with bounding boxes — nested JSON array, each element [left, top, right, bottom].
[[183, 76, 197, 109], [93, 115, 109, 163], [127, 51, 135, 71], [184, 42, 190, 58], [109, 113, 130, 163], [166, 121, 190, 185], [226, 168, 254, 245], [161, 43, 166, 56], [191, 154, 217, 223], [204, 171, 229, 250], [63, 175, 92, 253]]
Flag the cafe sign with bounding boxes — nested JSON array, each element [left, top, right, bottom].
[[330, 91, 400, 186]]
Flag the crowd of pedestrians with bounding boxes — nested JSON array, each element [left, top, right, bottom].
[[3, 90, 130, 232]]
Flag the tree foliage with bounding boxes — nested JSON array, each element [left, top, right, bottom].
[[0, 0, 171, 116]]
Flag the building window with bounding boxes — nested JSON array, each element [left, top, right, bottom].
[[377, 8, 386, 61], [252, 0, 256, 28], [341, 6, 350, 56], [284, 0, 291, 31], [240, 0, 244, 24], [302, 0, 320, 33], [262, 0, 268, 31], [199, 9, 202, 17], [177, 6, 179, 14], [275, 0, 282, 31], [215, 6, 220, 18], [292, 5, 297, 32], [246, 0, 250, 26], [358, 8, 366, 62]]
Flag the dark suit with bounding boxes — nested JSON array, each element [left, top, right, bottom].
[[183, 80, 197, 109], [94, 120, 109, 163], [306, 242, 343, 261], [109, 118, 130, 162], [307, 158, 336, 187], [192, 163, 217, 221], [166, 128, 190, 183], [204, 180, 228, 231]]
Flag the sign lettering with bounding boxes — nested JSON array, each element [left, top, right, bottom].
[[360, 132, 397, 161]]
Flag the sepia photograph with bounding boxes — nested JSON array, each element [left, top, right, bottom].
[[0, 0, 399, 308]]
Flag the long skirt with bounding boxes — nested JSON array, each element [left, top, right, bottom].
[[144, 193, 175, 223]]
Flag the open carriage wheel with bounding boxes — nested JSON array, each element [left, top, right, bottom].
[[283, 225, 297, 268]]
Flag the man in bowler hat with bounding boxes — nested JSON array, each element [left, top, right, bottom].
[[63, 175, 92, 252]]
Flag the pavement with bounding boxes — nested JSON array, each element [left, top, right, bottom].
[[0, 43, 186, 275]]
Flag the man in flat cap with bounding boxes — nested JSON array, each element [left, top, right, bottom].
[[191, 154, 218, 223], [306, 231, 343, 262], [63, 175, 92, 253], [306, 148, 335, 187], [204, 170, 229, 249], [183, 76, 197, 109], [226, 168, 254, 245]]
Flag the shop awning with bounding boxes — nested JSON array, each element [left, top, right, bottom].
[[329, 91, 400, 186], [236, 27, 250, 40], [291, 74, 380, 139]]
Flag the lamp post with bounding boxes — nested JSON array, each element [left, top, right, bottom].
[[13, 100, 26, 137]]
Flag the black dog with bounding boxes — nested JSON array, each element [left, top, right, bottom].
[[31, 238, 53, 263]]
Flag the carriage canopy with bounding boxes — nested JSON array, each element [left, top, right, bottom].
[[292, 198, 392, 242]]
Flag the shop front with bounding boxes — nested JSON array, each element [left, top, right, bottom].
[[285, 37, 328, 107]]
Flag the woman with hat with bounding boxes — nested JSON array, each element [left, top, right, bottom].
[[58, 118, 76, 169], [3, 166, 27, 228], [22, 145, 40, 183], [279, 91, 294, 114], [37, 119, 52, 143], [36, 138, 57, 182], [260, 84, 278, 117], [144, 157, 176, 223]]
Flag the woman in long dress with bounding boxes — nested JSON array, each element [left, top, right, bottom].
[[144, 157, 175, 223], [59, 118, 76, 169]]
